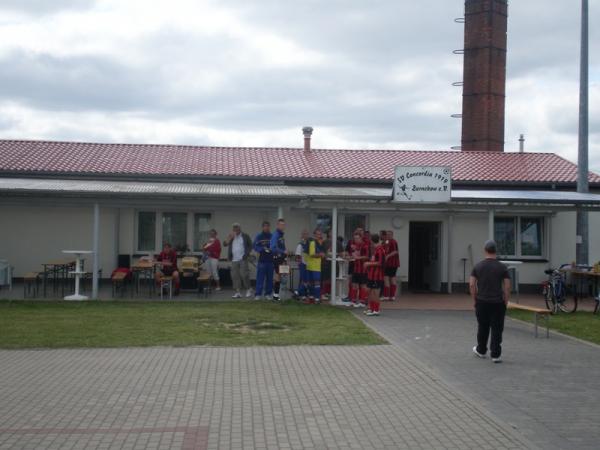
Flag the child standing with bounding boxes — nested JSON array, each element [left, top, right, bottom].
[[364, 234, 385, 316], [348, 232, 369, 308]]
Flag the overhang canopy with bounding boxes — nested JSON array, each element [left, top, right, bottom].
[[1, 177, 600, 209]]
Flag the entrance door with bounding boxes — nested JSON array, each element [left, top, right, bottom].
[[409, 222, 442, 292]]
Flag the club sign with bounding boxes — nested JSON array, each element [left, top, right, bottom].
[[393, 166, 452, 203]]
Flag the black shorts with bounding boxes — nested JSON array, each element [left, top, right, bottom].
[[351, 273, 367, 285], [384, 267, 398, 277], [367, 280, 383, 289], [160, 266, 176, 276]]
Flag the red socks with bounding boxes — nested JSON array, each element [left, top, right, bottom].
[[359, 287, 368, 303], [349, 287, 357, 302], [390, 284, 397, 299], [383, 286, 390, 298], [367, 300, 380, 312]]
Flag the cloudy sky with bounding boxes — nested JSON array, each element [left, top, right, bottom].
[[0, 0, 598, 171]]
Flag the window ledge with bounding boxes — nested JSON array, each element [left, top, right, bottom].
[[498, 258, 548, 263]]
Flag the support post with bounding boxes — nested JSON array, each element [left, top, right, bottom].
[[447, 215, 454, 294], [488, 209, 495, 241], [330, 206, 338, 305], [576, 0, 589, 265], [92, 202, 100, 299], [277, 206, 284, 220]]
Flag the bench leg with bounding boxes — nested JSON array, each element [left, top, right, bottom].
[[534, 313, 539, 338], [545, 314, 550, 339]]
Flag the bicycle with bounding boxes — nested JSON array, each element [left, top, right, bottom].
[[541, 265, 578, 314]]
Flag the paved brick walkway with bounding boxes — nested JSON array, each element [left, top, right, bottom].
[[357, 310, 600, 450], [0, 345, 533, 449]]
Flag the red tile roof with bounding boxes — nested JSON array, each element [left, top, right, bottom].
[[1, 139, 598, 185]]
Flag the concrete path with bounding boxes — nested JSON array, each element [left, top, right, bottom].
[[0, 345, 533, 450], [357, 310, 600, 450]]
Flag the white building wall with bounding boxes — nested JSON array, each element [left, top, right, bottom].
[[0, 204, 117, 278], [588, 211, 600, 265], [2, 202, 599, 286]]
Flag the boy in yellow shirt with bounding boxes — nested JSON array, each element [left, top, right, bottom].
[[305, 228, 326, 304]]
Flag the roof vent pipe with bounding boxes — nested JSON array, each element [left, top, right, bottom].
[[519, 134, 525, 152], [302, 126, 313, 152]]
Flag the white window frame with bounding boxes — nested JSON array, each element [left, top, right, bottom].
[[134, 210, 213, 255], [494, 215, 547, 260]]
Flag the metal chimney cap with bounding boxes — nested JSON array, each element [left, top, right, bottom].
[[302, 126, 313, 137]]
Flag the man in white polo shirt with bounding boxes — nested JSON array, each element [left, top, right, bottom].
[[224, 223, 253, 298]]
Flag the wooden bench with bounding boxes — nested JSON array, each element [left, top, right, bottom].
[[111, 271, 128, 297], [23, 272, 40, 298], [508, 302, 551, 338], [197, 271, 213, 298]]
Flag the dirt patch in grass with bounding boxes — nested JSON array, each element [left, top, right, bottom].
[[223, 320, 292, 334]]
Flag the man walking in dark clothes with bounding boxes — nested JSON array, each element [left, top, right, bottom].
[[469, 240, 511, 363]]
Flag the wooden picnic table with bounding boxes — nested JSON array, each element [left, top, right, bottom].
[[41, 259, 77, 298], [564, 270, 600, 313], [131, 260, 156, 297]]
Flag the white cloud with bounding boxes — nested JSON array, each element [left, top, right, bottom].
[[0, 0, 598, 173]]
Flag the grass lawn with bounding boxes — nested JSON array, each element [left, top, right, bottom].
[[0, 300, 385, 349], [508, 310, 600, 345]]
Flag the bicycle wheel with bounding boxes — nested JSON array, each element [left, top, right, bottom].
[[544, 287, 557, 314], [557, 286, 578, 313]]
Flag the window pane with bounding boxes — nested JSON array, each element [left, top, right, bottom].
[[316, 214, 332, 233], [494, 217, 516, 256], [521, 217, 543, 256], [162, 212, 188, 253], [193, 213, 212, 252], [344, 214, 367, 240], [137, 212, 156, 252]]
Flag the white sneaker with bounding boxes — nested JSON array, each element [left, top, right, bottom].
[[254, 295, 262, 301], [472, 346, 486, 358], [245, 289, 253, 298], [363, 309, 372, 315], [232, 292, 242, 299], [215, 287, 222, 292], [353, 302, 365, 308], [366, 311, 379, 316], [492, 357, 502, 363]]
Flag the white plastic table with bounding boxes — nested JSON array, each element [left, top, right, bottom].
[[502, 260, 523, 296], [62, 250, 94, 300], [327, 257, 349, 305]]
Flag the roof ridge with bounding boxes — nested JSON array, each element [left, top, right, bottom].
[[0, 139, 567, 156]]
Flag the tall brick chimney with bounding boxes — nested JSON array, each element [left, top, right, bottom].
[[461, 0, 508, 152]]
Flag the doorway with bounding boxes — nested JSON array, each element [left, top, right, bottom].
[[409, 221, 442, 292]]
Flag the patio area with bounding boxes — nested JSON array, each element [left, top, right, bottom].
[[2, 280, 598, 312]]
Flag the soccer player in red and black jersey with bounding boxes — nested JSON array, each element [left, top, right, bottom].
[[383, 230, 400, 301], [348, 232, 369, 308], [364, 234, 385, 316]]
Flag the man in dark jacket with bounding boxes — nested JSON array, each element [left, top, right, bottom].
[[270, 218, 287, 300], [470, 240, 511, 363], [223, 223, 253, 298], [253, 221, 273, 300]]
